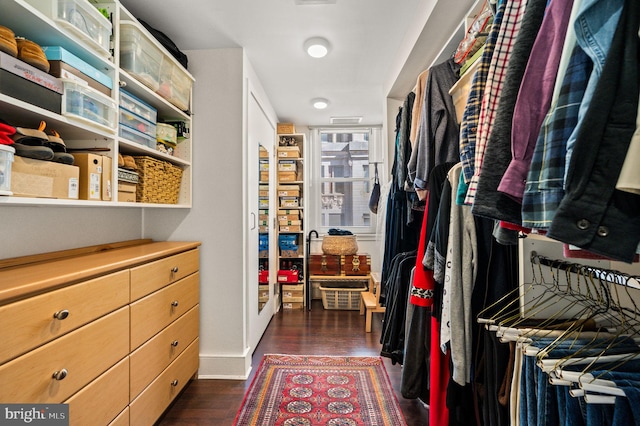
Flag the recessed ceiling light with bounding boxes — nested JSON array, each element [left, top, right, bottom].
[[304, 37, 330, 58], [312, 98, 329, 109]]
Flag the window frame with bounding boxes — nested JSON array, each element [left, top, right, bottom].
[[309, 126, 381, 237]]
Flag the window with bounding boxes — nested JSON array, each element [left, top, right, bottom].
[[311, 128, 379, 234]]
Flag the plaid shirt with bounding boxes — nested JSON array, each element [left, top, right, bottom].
[[465, 0, 528, 205], [459, 1, 506, 185], [521, 46, 592, 228]]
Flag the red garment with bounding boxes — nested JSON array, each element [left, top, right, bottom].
[[499, 220, 531, 234], [430, 316, 450, 426], [410, 193, 435, 307]]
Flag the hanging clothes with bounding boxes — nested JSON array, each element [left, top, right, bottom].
[[471, 0, 549, 225], [408, 58, 461, 192], [465, 0, 529, 206], [521, 0, 591, 230], [381, 108, 420, 285], [380, 250, 417, 365], [547, 0, 640, 262], [459, 0, 506, 189], [498, 0, 576, 201]]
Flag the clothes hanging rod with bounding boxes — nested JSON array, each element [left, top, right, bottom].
[[530, 252, 640, 290]]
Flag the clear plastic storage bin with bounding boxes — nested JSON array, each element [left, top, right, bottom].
[[119, 124, 155, 149], [62, 79, 116, 130], [156, 123, 177, 145], [119, 90, 157, 123], [119, 110, 156, 138], [27, 0, 112, 57], [119, 22, 163, 91], [157, 60, 191, 111]]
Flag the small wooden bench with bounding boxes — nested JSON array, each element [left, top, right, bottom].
[[360, 272, 385, 332]]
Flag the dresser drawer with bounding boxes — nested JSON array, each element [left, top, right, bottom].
[[130, 305, 199, 400], [130, 248, 199, 301], [130, 272, 199, 350], [130, 338, 199, 426], [109, 407, 129, 426], [0, 307, 129, 403], [66, 357, 129, 425], [0, 270, 129, 364]]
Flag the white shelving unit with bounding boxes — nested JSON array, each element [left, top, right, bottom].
[[0, 0, 194, 207], [275, 132, 306, 309]]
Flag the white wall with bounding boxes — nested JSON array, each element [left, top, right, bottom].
[[0, 205, 142, 259], [144, 48, 278, 379]]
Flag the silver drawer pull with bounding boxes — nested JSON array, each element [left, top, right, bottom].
[[53, 310, 69, 320], [52, 369, 68, 381], [171, 340, 179, 347], [171, 300, 179, 307], [171, 266, 179, 274], [171, 379, 179, 387]]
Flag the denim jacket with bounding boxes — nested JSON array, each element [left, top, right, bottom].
[[548, 0, 640, 262]]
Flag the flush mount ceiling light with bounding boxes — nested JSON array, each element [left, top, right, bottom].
[[304, 37, 330, 58], [312, 98, 329, 109]]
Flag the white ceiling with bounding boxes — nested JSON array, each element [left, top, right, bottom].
[[118, 0, 476, 127]]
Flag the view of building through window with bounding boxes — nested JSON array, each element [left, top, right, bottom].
[[319, 130, 373, 232]]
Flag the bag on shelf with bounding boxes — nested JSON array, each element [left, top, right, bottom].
[[368, 163, 381, 214], [138, 19, 188, 69]]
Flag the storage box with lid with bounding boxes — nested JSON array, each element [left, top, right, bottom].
[[119, 89, 157, 123], [120, 21, 164, 91], [42, 46, 113, 96], [282, 284, 304, 303], [73, 153, 104, 200], [319, 286, 366, 310], [157, 123, 178, 145], [119, 109, 156, 138], [277, 185, 300, 197], [278, 171, 298, 182], [11, 156, 79, 199], [277, 146, 300, 158], [277, 123, 295, 134], [342, 254, 371, 276], [27, 0, 112, 57], [62, 79, 116, 130], [279, 196, 299, 208], [278, 159, 297, 172], [309, 254, 341, 276], [119, 124, 155, 149], [0, 51, 63, 114], [157, 59, 192, 111], [0, 145, 15, 196]]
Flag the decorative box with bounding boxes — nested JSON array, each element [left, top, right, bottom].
[[309, 254, 341, 276], [342, 254, 371, 276]]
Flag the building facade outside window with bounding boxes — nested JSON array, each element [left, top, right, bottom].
[[310, 127, 381, 236]]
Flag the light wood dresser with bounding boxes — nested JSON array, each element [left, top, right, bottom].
[[0, 239, 201, 426]]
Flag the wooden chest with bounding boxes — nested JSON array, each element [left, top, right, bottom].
[[342, 254, 371, 276], [308, 254, 341, 276]]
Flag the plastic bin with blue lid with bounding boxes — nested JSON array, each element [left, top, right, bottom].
[[119, 109, 156, 139], [119, 90, 157, 124], [119, 124, 155, 149]]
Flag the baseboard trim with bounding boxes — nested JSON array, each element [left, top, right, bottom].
[[197, 350, 253, 379]]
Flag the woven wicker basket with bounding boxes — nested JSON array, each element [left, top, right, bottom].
[[133, 156, 183, 204], [322, 235, 358, 255]]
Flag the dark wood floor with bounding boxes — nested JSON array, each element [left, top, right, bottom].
[[157, 300, 430, 425]]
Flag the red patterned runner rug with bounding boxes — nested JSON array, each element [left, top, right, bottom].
[[233, 354, 407, 425]]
